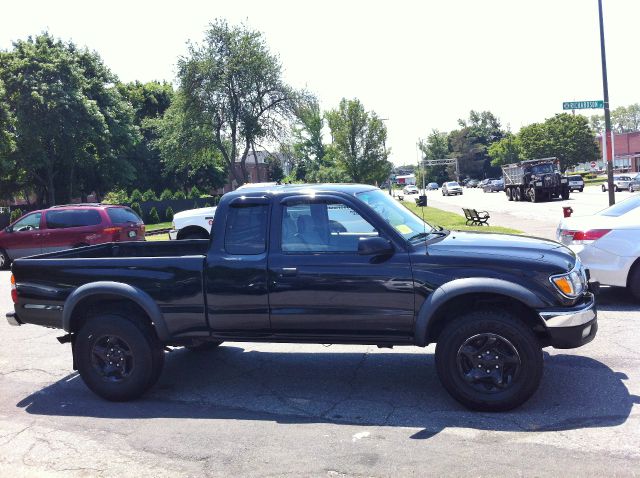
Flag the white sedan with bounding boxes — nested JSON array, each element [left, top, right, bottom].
[[169, 206, 217, 240], [557, 195, 640, 298], [402, 185, 419, 195]]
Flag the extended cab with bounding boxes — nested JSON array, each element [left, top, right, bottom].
[[6, 184, 597, 411]]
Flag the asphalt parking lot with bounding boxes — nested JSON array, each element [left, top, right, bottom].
[[404, 185, 634, 239], [0, 266, 639, 476]]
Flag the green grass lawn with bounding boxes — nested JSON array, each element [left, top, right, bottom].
[[401, 201, 522, 234], [145, 221, 171, 232]]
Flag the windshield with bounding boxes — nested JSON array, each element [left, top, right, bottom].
[[598, 195, 640, 217], [447, 182, 459, 187], [356, 189, 434, 241], [530, 164, 554, 174]]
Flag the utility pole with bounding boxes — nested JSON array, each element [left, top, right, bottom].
[[598, 0, 615, 206]]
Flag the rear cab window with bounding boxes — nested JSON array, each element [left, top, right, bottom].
[[224, 203, 268, 254], [45, 209, 102, 229], [107, 207, 142, 225]]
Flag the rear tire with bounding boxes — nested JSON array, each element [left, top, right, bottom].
[[435, 309, 543, 411], [628, 264, 640, 302], [561, 187, 570, 200], [602, 184, 606, 192], [0, 249, 10, 270], [75, 313, 164, 401], [579, 188, 584, 192]]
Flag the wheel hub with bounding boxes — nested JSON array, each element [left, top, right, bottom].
[[91, 335, 134, 382], [456, 333, 521, 393]]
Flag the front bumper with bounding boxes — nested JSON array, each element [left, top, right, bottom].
[[168, 229, 178, 240], [538, 293, 597, 349]]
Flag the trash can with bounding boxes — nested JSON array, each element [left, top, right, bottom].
[[562, 206, 573, 218]]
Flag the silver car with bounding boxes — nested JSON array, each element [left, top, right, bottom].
[[602, 174, 635, 192], [442, 181, 463, 196]]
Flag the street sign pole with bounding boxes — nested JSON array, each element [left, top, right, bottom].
[[598, 0, 615, 206]]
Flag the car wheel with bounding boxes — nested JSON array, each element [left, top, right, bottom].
[[185, 340, 224, 352], [602, 184, 606, 192], [628, 264, 640, 302], [435, 309, 543, 411], [579, 188, 584, 192], [75, 313, 164, 401], [561, 188, 570, 200], [0, 248, 10, 270], [615, 186, 620, 192]]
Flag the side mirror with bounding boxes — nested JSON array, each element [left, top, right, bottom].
[[358, 236, 393, 256], [4, 226, 12, 233]]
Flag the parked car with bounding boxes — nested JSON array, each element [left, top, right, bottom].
[[8, 183, 597, 411], [630, 176, 640, 193], [466, 179, 479, 188], [169, 206, 217, 240], [567, 175, 585, 192], [601, 174, 634, 192], [402, 185, 419, 195], [442, 181, 463, 196], [557, 194, 640, 298], [0, 204, 144, 269], [427, 182, 439, 190], [483, 179, 504, 193]]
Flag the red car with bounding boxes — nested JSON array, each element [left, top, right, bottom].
[[0, 204, 145, 268]]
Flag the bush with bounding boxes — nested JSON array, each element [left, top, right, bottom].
[[173, 190, 186, 200], [148, 207, 160, 224], [10, 208, 23, 223], [129, 189, 143, 203], [142, 189, 157, 202], [165, 206, 174, 222], [131, 202, 143, 219], [102, 189, 129, 205], [188, 186, 201, 199], [160, 188, 173, 200], [204, 202, 211, 208]]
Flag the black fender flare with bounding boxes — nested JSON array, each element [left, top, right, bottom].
[[62, 281, 170, 341], [414, 278, 546, 346]]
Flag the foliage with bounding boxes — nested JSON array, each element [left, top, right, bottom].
[[142, 189, 157, 202], [130, 202, 142, 218], [488, 133, 522, 166], [129, 189, 143, 203], [265, 154, 284, 182], [287, 98, 326, 180], [418, 130, 451, 185], [173, 190, 186, 200], [147, 92, 227, 191], [102, 189, 129, 205], [177, 20, 298, 186], [325, 98, 391, 185], [10, 208, 22, 223], [0, 33, 139, 205], [589, 103, 640, 133], [518, 113, 598, 171], [159, 188, 173, 200], [188, 186, 201, 199], [165, 206, 174, 222], [147, 206, 160, 224]]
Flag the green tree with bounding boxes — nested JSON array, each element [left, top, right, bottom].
[[287, 98, 326, 180], [519, 113, 599, 171], [10, 208, 23, 223], [102, 189, 129, 205], [590, 103, 640, 133], [488, 133, 522, 166], [0, 33, 139, 205], [325, 98, 391, 185], [177, 20, 297, 186], [117, 81, 174, 191], [130, 202, 142, 218], [173, 190, 186, 200], [265, 154, 284, 182], [148, 92, 227, 191], [188, 186, 201, 199], [142, 189, 157, 202], [159, 188, 173, 200], [165, 206, 174, 222], [129, 189, 143, 203], [418, 130, 451, 184], [147, 206, 160, 224]]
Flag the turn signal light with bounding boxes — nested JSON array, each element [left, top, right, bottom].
[[552, 276, 573, 296], [561, 229, 611, 245], [10, 274, 17, 304]]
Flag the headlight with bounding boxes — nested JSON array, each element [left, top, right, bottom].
[[550, 263, 586, 298]]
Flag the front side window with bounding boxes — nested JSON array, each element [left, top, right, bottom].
[[46, 209, 101, 229], [12, 212, 42, 232], [282, 201, 378, 253], [224, 204, 268, 254]]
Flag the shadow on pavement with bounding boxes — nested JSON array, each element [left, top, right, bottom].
[[596, 286, 640, 313], [16, 345, 639, 440]]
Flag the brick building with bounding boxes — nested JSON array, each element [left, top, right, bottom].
[[595, 131, 640, 173]]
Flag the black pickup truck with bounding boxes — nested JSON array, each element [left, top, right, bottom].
[[7, 184, 597, 411]]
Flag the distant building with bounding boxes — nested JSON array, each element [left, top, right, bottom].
[[572, 131, 640, 173], [213, 150, 292, 194], [394, 174, 416, 185]]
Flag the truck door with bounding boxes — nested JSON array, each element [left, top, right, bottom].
[[204, 196, 271, 334], [268, 194, 414, 339]]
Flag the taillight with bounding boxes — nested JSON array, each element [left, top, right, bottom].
[[562, 229, 611, 245], [10, 274, 17, 303], [102, 226, 122, 241]]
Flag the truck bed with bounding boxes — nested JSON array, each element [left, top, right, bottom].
[[11, 240, 210, 336]]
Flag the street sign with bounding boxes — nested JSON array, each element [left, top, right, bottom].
[[562, 100, 604, 110], [590, 161, 597, 168]]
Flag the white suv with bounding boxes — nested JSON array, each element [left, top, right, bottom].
[[169, 206, 217, 240]]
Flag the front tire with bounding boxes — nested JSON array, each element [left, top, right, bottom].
[[435, 309, 543, 411], [0, 248, 10, 270], [75, 313, 164, 401]]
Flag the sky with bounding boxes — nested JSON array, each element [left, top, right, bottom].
[[1, 0, 639, 166]]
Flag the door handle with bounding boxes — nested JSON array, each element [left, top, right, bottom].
[[277, 267, 298, 277]]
